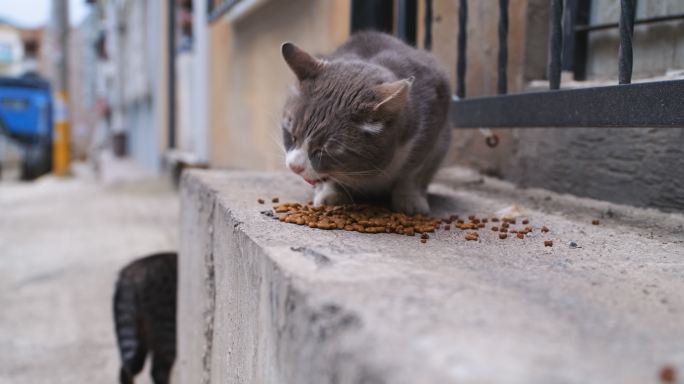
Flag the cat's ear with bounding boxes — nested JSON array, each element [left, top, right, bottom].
[[281, 42, 325, 81], [372, 76, 414, 117]]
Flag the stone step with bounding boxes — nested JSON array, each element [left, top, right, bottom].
[[176, 168, 684, 384]]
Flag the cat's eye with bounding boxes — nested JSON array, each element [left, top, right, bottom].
[[282, 130, 294, 149], [310, 149, 324, 168]]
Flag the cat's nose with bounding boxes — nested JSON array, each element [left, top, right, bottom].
[[289, 163, 305, 174]]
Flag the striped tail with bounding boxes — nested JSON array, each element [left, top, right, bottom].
[[113, 271, 147, 384]]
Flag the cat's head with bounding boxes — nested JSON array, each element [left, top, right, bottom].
[[280, 42, 413, 186]]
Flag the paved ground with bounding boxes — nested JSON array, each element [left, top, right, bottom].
[[0, 164, 178, 384]]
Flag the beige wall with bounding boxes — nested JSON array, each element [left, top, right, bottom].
[[208, 0, 350, 171], [415, 0, 547, 174]]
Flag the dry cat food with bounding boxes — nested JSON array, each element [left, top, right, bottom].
[[257, 198, 265, 204], [592, 219, 600, 225], [465, 232, 479, 241], [267, 201, 557, 245], [273, 202, 442, 235], [544, 240, 553, 247]]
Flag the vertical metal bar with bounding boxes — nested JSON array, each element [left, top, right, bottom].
[[561, 0, 574, 71], [618, 0, 636, 84], [397, 0, 417, 46], [350, 0, 394, 34], [497, 0, 509, 94], [563, 0, 591, 80], [424, 0, 433, 50], [548, 0, 563, 90], [456, 0, 467, 98]]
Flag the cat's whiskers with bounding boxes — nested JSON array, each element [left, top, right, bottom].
[[325, 137, 388, 176], [326, 175, 356, 204]]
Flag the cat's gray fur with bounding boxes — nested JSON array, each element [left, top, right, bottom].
[[281, 31, 450, 214]]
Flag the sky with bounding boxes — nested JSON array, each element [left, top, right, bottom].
[[0, 0, 89, 28]]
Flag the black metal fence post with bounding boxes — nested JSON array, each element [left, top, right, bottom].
[[562, 0, 590, 80], [548, 0, 563, 90], [424, 0, 433, 50], [397, 0, 417, 46], [618, 0, 636, 84], [497, 0, 509, 94], [456, 0, 467, 98]]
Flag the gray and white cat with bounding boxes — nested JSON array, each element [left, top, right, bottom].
[[281, 31, 450, 214]]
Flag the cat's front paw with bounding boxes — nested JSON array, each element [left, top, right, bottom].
[[313, 182, 349, 206], [392, 191, 430, 215]]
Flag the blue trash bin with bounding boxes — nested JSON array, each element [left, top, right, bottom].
[[0, 75, 53, 180]]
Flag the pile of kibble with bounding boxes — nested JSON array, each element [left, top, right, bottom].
[[257, 198, 577, 246]]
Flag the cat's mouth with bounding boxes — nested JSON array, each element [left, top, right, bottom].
[[303, 176, 328, 186]]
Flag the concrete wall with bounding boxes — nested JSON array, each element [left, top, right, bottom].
[[207, 0, 350, 171], [176, 169, 684, 384]]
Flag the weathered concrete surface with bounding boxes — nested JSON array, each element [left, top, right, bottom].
[[0, 167, 178, 384], [448, 127, 684, 213], [506, 128, 684, 213], [177, 168, 684, 384]]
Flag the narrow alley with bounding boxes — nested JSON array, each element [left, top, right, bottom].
[[0, 164, 177, 384]]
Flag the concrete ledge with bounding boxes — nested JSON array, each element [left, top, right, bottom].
[[176, 169, 684, 384]]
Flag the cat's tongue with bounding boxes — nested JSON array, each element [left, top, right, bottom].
[[303, 177, 327, 186]]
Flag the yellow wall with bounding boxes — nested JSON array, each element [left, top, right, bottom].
[[208, 0, 350, 170]]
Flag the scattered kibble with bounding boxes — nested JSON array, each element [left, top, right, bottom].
[[273, 202, 441, 236], [592, 219, 600, 225], [257, 198, 265, 204], [465, 232, 479, 241], [267, 203, 573, 251]]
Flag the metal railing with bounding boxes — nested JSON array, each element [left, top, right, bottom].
[[436, 0, 684, 129], [206, 0, 684, 130]]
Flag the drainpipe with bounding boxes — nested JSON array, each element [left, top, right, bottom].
[[168, 0, 176, 149]]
